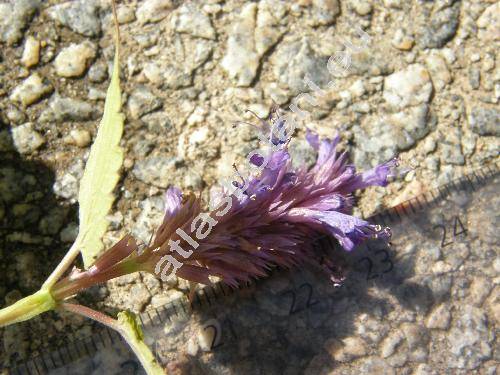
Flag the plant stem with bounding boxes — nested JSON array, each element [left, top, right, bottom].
[[42, 238, 82, 290], [52, 258, 144, 301], [62, 303, 164, 375], [0, 289, 56, 327], [117, 311, 165, 375]]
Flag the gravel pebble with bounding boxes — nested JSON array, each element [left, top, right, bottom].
[[127, 86, 163, 119], [10, 73, 53, 106], [54, 41, 96, 78], [52, 159, 84, 201], [172, 4, 215, 40], [47, 0, 101, 37], [288, 138, 317, 170], [383, 64, 433, 110], [136, 0, 174, 24], [416, 1, 460, 49], [309, 0, 340, 26], [11, 122, 44, 154], [87, 62, 109, 83], [0, 0, 40, 45], [69, 129, 91, 148], [468, 66, 481, 90], [426, 304, 451, 330], [476, 3, 500, 42], [326, 337, 368, 362], [468, 107, 499, 136], [21, 36, 40, 68], [425, 53, 451, 91], [392, 29, 414, 51], [447, 305, 492, 369], [5, 106, 27, 125], [117, 5, 136, 24], [132, 156, 180, 189], [354, 104, 435, 167], [131, 196, 165, 244], [221, 3, 260, 87], [39, 96, 98, 123], [351, 1, 372, 16], [272, 38, 330, 96]]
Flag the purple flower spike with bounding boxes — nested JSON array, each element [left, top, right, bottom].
[[164, 187, 183, 218], [349, 158, 399, 191], [134, 112, 397, 287], [82, 112, 397, 291]]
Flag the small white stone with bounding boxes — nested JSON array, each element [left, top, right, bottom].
[[483, 54, 495, 72], [350, 79, 366, 97], [264, 83, 289, 105], [54, 42, 96, 77], [171, 4, 215, 40], [441, 48, 456, 64], [383, 64, 433, 109], [87, 87, 106, 101], [10, 73, 53, 106], [189, 127, 209, 144], [432, 261, 452, 274], [334, 337, 367, 362], [11, 123, 45, 154], [425, 53, 452, 91], [221, 3, 259, 87], [477, 3, 500, 42], [414, 364, 437, 375], [392, 29, 414, 51], [470, 53, 481, 62], [404, 52, 417, 64], [187, 107, 208, 127], [469, 277, 492, 306], [186, 337, 199, 356], [340, 90, 352, 101], [21, 36, 40, 68], [422, 136, 437, 154], [310, 0, 340, 26], [60, 223, 79, 243], [380, 331, 403, 358], [352, 102, 370, 113], [117, 5, 136, 24], [447, 305, 491, 369], [383, 0, 402, 8], [426, 304, 451, 330], [136, 0, 173, 24], [353, 1, 372, 16], [143, 62, 163, 85], [69, 129, 91, 148], [203, 4, 222, 14], [247, 103, 269, 119]]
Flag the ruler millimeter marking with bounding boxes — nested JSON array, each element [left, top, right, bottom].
[[4, 162, 499, 374]]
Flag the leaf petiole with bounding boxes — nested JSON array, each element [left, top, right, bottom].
[[61, 303, 164, 375]]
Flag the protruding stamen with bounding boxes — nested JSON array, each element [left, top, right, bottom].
[[232, 163, 247, 187]]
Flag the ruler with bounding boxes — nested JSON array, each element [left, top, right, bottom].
[[5, 162, 499, 374]]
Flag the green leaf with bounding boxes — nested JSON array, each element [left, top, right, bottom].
[[78, 45, 124, 268]]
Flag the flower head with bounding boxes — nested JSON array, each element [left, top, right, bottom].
[[140, 114, 396, 287], [54, 113, 397, 299]]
